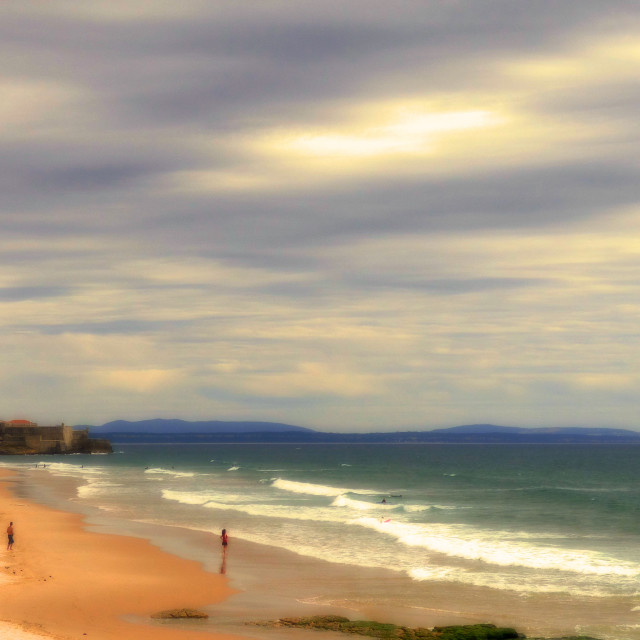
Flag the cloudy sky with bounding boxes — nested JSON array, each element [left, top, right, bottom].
[[2, 1, 640, 431]]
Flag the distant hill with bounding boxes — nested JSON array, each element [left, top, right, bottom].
[[84, 420, 640, 444], [429, 424, 640, 438], [89, 419, 314, 435]]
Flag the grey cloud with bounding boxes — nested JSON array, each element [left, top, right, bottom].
[[134, 160, 639, 260], [312, 162, 640, 235], [531, 83, 640, 130], [246, 271, 547, 299], [245, 280, 333, 300], [11, 310, 265, 337], [348, 277, 548, 296], [2, 1, 640, 427], [195, 385, 320, 408], [2, 1, 634, 131], [27, 319, 190, 336], [0, 286, 72, 302], [4, 154, 637, 277], [2, 1, 637, 226], [0, 148, 166, 207], [31, 162, 157, 191]]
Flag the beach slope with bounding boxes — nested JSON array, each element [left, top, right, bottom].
[[0, 470, 245, 640]]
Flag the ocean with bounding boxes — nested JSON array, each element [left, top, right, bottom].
[[4, 443, 640, 639]]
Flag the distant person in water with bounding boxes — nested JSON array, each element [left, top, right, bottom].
[[220, 528, 228, 554], [7, 522, 14, 550]]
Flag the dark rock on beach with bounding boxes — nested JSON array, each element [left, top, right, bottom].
[[151, 608, 209, 619], [250, 616, 602, 640], [433, 624, 522, 639], [250, 616, 522, 639]]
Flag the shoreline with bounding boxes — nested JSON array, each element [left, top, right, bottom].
[[9, 467, 514, 631], [0, 469, 246, 640], [3, 467, 433, 640], [1, 461, 634, 640]]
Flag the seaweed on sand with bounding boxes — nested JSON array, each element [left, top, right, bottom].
[[251, 616, 520, 639], [250, 615, 601, 640]]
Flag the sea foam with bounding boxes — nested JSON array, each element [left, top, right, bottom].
[[144, 467, 195, 478], [332, 494, 396, 511], [272, 478, 379, 497], [356, 517, 640, 578]]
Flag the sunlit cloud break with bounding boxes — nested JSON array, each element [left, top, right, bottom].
[[285, 109, 502, 157]]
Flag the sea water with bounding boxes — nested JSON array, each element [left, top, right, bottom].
[[4, 443, 640, 638]]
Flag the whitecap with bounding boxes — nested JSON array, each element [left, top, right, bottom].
[[162, 489, 212, 505], [332, 494, 396, 511], [354, 517, 640, 578], [77, 481, 123, 498], [144, 467, 195, 478], [272, 478, 379, 497]]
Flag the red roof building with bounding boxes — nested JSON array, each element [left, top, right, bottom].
[[8, 419, 38, 427]]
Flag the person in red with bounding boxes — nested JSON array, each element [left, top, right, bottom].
[[7, 521, 14, 550], [220, 528, 228, 555]]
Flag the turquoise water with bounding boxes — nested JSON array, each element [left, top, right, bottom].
[[4, 443, 640, 637]]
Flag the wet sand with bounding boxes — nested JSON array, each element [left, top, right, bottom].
[[0, 469, 246, 640]]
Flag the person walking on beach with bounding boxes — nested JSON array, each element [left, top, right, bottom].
[[220, 528, 228, 554], [7, 522, 14, 550]]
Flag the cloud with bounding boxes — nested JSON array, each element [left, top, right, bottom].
[[0, 286, 72, 302], [214, 362, 381, 399], [1, 1, 639, 428], [96, 369, 180, 393]]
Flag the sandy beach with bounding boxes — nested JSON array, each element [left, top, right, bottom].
[[0, 469, 247, 640], [2, 461, 635, 640], [0, 465, 528, 640]]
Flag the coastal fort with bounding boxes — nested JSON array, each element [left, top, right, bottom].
[[0, 419, 112, 454]]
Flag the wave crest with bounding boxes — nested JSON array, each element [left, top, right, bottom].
[[272, 478, 378, 497]]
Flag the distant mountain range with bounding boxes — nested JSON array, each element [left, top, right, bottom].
[[85, 420, 640, 444], [428, 423, 640, 437], [92, 418, 313, 435]]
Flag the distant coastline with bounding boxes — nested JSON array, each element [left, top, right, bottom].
[[85, 420, 640, 445]]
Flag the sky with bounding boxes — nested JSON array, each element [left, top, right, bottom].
[[2, 1, 640, 431]]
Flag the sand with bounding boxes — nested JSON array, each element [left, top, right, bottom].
[[0, 469, 247, 640], [2, 466, 632, 640]]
